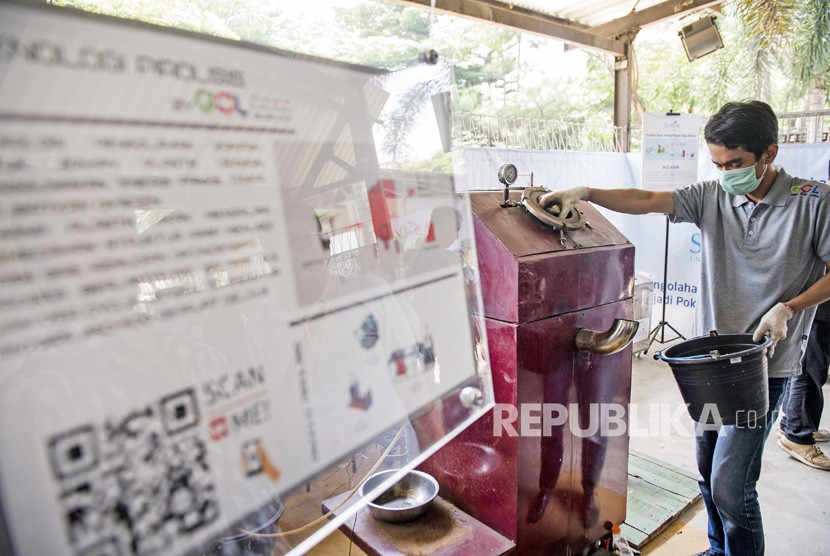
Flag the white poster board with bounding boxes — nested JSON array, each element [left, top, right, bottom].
[[642, 112, 701, 190], [0, 3, 492, 555]]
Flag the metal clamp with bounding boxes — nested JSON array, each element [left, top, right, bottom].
[[500, 186, 525, 207]]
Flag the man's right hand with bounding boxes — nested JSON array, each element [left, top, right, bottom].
[[752, 302, 795, 358], [538, 187, 589, 218]]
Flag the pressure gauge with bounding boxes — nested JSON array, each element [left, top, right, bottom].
[[498, 163, 518, 186]]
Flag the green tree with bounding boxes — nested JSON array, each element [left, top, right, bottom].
[[630, 0, 829, 122], [330, 3, 431, 69], [790, 0, 830, 109], [54, 0, 828, 153]]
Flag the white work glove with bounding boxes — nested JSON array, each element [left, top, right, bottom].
[[538, 186, 589, 218], [752, 302, 794, 358]]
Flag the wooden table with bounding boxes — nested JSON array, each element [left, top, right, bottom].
[[322, 491, 516, 556]]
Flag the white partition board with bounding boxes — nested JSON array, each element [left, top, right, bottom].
[[0, 3, 493, 554]]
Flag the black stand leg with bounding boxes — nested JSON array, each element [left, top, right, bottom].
[[643, 216, 685, 354]]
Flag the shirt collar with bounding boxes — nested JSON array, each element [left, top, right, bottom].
[[730, 166, 791, 208]]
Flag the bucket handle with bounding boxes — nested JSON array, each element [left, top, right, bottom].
[[653, 330, 719, 361], [654, 350, 726, 362], [654, 334, 773, 363]]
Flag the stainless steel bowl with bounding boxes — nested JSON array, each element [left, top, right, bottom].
[[359, 469, 439, 523]]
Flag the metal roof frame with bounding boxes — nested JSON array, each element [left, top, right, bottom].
[[400, 0, 723, 53], [400, 0, 723, 150]]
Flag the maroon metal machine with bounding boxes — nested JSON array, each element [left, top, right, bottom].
[[420, 178, 637, 555]]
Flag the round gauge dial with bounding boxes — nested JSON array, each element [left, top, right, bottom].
[[498, 163, 518, 185]]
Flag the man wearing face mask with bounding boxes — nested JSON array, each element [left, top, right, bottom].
[[542, 100, 830, 556]]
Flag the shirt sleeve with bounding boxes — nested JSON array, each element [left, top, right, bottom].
[[813, 184, 830, 262], [669, 181, 709, 227]]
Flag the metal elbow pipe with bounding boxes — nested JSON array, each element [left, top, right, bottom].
[[575, 319, 639, 355]]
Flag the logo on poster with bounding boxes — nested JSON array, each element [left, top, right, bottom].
[[207, 399, 271, 442], [172, 89, 248, 116], [690, 233, 701, 254], [208, 416, 230, 441], [194, 89, 248, 116]]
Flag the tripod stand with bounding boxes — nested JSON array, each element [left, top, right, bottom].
[[644, 215, 685, 354]]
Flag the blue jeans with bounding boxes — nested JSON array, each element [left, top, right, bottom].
[[780, 319, 829, 444], [694, 377, 788, 556]]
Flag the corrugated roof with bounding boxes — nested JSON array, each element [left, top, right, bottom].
[[402, 0, 723, 55], [506, 0, 670, 28]]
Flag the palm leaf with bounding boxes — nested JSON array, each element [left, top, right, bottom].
[[792, 0, 830, 89], [731, 0, 797, 48]]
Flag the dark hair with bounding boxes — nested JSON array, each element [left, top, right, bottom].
[[703, 100, 778, 160]]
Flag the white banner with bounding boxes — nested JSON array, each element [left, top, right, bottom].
[[642, 112, 701, 190], [454, 147, 634, 191], [775, 143, 830, 183], [462, 142, 830, 342]]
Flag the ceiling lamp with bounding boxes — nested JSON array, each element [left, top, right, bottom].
[[678, 16, 724, 62]]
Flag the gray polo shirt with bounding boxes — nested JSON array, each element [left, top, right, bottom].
[[670, 167, 830, 378]]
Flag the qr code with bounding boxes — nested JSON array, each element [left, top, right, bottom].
[[47, 388, 219, 556]]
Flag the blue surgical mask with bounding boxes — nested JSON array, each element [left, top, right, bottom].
[[717, 162, 768, 195]]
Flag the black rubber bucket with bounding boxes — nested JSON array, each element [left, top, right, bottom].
[[654, 332, 773, 426]]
